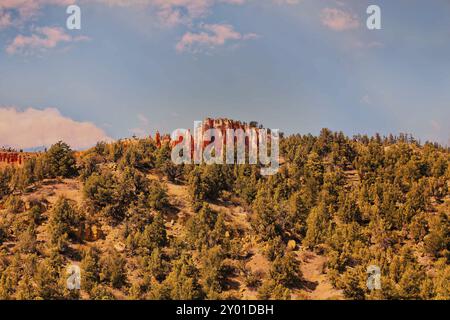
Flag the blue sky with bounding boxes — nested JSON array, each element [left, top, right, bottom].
[[1, 0, 449, 149]]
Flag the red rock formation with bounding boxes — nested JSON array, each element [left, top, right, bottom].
[[162, 134, 171, 146], [0, 152, 26, 167], [157, 118, 266, 157], [155, 131, 162, 148]]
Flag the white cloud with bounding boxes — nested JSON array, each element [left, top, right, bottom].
[[129, 114, 151, 138], [430, 120, 441, 132], [0, 107, 112, 150], [137, 114, 149, 126], [361, 94, 371, 105]]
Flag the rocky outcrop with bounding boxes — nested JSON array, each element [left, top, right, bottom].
[[153, 118, 266, 152], [75, 223, 104, 242], [0, 152, 23, 166]]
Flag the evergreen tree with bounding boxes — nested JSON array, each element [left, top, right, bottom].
[[81, 246, 101, 292], [303, 201, 331, 249], [48, 197, 79, 252], [45, 141, 77, 178], [164, 254, 203, 300]]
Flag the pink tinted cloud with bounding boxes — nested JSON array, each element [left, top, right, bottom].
[[0, 10, 13, 29], [320, 7, 360, 31], [6, 27, 89, 55], [97, 0, 296, 27], [0, 0, 74, 26], [1, 0, 298, 29], [176, 23, 258, 53], [97, 0, 221, 26], [0, 107, 112, 150], [273, 0, 300, 4], [150, 0, 248, 27]]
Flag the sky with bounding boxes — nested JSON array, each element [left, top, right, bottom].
[[0, 0, 449, 150]]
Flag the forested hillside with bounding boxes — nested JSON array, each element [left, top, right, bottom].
[[0, 129, 449, 300]]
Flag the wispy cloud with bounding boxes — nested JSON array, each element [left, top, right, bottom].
[[176, 23, 258, 53], [273, 0, 301, 4], [320, 7, 359, 31], [98, 1, 262, 53], [351, 39, 384, 49], [0, 9, 13, 29], [0, 0, 74, 27], [97, 0, 246, 27], [2, 0, 299, 55], [6, 26, 89, 55], [1, 0, 300, 29], [97, 0, 299, 27], [361, 94, 371, 105], [1, 1, 89, 55], [129, 114, 151, 138], [0, 107, 112, 150]]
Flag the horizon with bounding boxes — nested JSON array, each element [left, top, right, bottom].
[[2, 115, 449, 152], [1, 0, 450, 150]]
